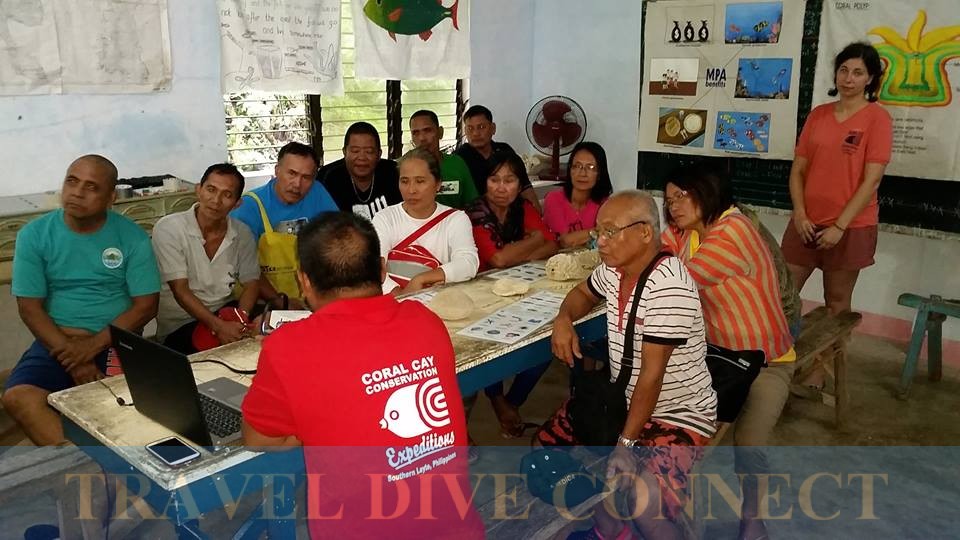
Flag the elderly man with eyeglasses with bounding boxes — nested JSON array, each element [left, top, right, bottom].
[[535, 190, 717, 540]]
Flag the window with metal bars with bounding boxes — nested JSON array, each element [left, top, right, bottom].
[[223, 2, 464, 172], [223, 93, 313, 173]]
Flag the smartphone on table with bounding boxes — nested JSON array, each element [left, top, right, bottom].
[[145, 436, 201, 467]]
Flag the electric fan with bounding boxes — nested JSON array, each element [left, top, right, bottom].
[[525, 96, 587, 181]]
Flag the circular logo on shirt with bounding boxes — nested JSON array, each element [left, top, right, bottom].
[[101, 247, 123, 269]]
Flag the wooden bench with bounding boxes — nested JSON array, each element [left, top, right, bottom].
[[896, 293, 959, 399], [480, 307, 862, 538], [791, 306, 862, 427]]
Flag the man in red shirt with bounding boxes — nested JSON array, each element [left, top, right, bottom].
[[242, 212, 482, 539]]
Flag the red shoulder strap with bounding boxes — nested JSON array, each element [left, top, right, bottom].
[[394, 208, 457, 251]]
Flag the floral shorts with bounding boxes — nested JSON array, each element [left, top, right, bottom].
[[536, 399, 709, 520]]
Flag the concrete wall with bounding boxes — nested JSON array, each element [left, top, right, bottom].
[[758, 214, 960, 357], [469, 0, 643, 192], [471, 0, 960, 356], [2, 1, 957, 373], [467, 0, 535, 154], [0, 0, 227, 195]]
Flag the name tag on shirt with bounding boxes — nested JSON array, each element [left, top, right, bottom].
[[276, 217, 308, 235]]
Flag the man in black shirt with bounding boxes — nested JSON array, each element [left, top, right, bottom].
[[317, 122, 401, 220], [455, 105, 541, 212]]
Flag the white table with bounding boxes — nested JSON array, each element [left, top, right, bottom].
[[48, 266, 606, 538]]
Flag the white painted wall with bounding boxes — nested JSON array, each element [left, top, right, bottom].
[[0, 0, 226, 196], [1, 0, 955, 373], [467, 0, 535, 152], [757, 214, 960, 343], [476, 1, 960, 350], [469, 0, 643, 192], [529, 0, 642, 192]]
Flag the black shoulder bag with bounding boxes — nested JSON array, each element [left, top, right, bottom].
[[566, 252, 670, 447]]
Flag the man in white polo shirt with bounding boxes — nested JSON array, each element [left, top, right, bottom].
[[541, 190, 717, 540], [151, 163, 260, 353]]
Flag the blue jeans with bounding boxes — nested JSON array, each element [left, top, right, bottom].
[[484, 360, 551, 407]]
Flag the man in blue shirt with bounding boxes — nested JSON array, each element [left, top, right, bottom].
[[231, 142, 337, 309], [2, 155, 160, 445]]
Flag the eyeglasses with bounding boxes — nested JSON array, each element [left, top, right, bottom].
[[664, 190, 690, 208], [589, 220, 648, 241], [570, 163, 598, 173]]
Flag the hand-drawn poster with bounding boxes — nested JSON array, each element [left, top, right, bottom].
[[638, 0, 805, 160], [218, 0, 342, 94], [813, 1, 960, 181], [351, 0, 469, 80], [0, 0, 171, 95]]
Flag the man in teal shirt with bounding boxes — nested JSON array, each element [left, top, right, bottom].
[[409, 109, 479, 208], [2, 155, 160, 445]]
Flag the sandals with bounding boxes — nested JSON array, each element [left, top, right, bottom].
[[501, 421, 540, 439], [490, 396, 525, 439]]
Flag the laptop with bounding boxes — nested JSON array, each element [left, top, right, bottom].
[[110, 326, 248, 448]]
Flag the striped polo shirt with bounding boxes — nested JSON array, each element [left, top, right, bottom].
[[661, 209, 793, 360], [587, 256, 717, 438]]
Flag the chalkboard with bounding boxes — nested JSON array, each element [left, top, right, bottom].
[[637, 0, 960, 234]]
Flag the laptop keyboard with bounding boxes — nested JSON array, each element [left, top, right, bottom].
[[198, 394, 242, 438]]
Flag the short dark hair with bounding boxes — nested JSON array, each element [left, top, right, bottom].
[[73, 155, 118, 187], [297, 212, 382, 293], [200, 163, 245, 194], [343, 122, 382, 150], [397, 147, 442, 183], [486, 153, 528, 242], [277, 141, 318, 168], [828, 42, 884, 102], [663, 162, 734, 228], [487, 152, 530, 190], [463, 105, 493, 123], [410, 109, 440, 127], [563, 142, 613, 204]]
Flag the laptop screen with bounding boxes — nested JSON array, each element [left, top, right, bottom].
[[110, 326, 213, 447]]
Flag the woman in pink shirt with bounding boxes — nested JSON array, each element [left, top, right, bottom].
[[542, 142, 612, 248], [781, 42, 892, 393]]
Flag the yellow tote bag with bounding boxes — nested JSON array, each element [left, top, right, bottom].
[[245, 192, 301, 299]]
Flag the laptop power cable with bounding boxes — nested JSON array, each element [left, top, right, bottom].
[[189, 357, 257, 375]]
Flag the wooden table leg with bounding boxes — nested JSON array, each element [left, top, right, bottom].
[[926, 312, 945, 382], [834, 345, 847, 428], [898, 306, 929, 400]]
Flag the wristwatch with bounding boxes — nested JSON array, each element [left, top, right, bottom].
[[617, 434, 639, 448]]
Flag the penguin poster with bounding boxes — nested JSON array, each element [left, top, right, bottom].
[[351, 0, 470, 79]]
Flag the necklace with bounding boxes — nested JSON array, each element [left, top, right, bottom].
[[351, 174, 376, 204]]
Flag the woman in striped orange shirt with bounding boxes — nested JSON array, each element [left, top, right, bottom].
[[660, 163, 795, 540]]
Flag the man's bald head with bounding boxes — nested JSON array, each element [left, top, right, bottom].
[[69, 155, 119, 187], [603, 190, 661, 234], [60, 154, 119, 221], [594, 190, 662, 271]]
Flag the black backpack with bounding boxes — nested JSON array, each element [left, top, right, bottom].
[[567, 252, 670, 447]]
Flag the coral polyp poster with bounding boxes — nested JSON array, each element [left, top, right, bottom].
[[639, 0, 806, 160], [814, 1, 960, 180]]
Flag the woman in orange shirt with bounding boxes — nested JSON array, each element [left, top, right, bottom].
[[662, 164, 795, 540], [781, 42, 892, 392]]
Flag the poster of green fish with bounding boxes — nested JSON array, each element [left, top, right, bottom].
[[352, 0, 470, 79], [363, 0, 461, 42]]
